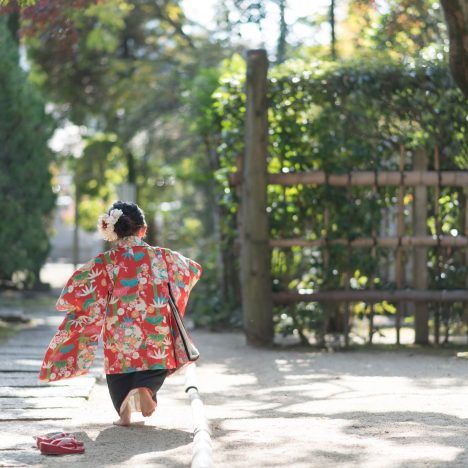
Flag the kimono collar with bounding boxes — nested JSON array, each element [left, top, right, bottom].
[[113, 235, 149, 249]]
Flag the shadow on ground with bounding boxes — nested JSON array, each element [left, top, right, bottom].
[[191, 330, 468, 467], [71, 425, 192, 466]]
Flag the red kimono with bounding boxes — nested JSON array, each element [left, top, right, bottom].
[[39, 236, 202, 382]]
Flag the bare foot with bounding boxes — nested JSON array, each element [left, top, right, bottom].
[[113, 402, 132, 426], [138, 387, 157, 417]]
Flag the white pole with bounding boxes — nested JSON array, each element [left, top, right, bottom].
[[185, 364, 213, 468]]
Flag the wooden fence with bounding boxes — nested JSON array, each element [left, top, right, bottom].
[[231, 49, 468, 347]]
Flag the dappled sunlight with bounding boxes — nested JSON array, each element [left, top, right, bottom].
[[191, 330, 468, 466]]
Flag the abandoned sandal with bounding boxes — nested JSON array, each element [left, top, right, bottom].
[[34, 432, 80, 448], [39, 438, 85, 455]]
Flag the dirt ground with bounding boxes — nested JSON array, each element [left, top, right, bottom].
[[195, 331, 468, 468], [10, 330, 465, 468], [2, 282, 468, 468]]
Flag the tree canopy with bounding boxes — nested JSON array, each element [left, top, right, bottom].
[[0, 16, 55, 287], [0, 0, 466, 342]]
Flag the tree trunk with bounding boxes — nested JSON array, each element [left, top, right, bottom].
[[7, 12, 19, 44], [241, 49, 274, 346], [440, 0, 468, 98], [464, 187, 468, 335], [276, 0, 288, 63], [330, 0, 337, 60]]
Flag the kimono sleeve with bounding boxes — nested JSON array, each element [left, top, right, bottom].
[[39, 254, 112, 382], [55, 255, 111, 313], [162, 248, 202, 317]]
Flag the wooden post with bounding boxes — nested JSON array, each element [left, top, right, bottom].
[[241, 49, 274, 346], [413, 149, 429, 344], [322, 206, 333, 347], [464, 187, 468, 340], [395, 146, 405, 345], [236, 153, 244, 247], [344, 284, 350, 347], [369, 157, 382, 344], [368, 184, 377, 344], [434, 146, 442, 344], [344, 200, 352, 348]]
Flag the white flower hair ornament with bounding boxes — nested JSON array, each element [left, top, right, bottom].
[[97, 209, 123, 242]]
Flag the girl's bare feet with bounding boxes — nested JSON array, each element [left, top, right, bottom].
[[113, 402, 132, 426], [138, 387, 157, 417]]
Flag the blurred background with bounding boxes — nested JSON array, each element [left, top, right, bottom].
[[0, 0, 466, 347]]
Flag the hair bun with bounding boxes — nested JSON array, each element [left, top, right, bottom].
[[99, 201, 146, 240], [114, 214, 134, 238]]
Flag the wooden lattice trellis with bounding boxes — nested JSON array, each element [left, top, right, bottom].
[[232, 50, 468, 347]]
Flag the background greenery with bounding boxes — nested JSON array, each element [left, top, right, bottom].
[[210, 57, 466, 342], [0, 17, 55, 288], [0, 0, 466, 342]]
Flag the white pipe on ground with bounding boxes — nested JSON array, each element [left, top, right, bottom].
[[185, 363, 213, 468]]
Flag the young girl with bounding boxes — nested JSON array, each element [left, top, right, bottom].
[[39, 201, 202, 426]]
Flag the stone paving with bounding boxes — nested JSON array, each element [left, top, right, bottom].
[[0, 291, 197, 467], [0, 301, 101, 466]]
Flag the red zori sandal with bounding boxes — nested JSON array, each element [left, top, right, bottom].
[[34, 432, 80, 448], [39, 438, 85, 455]]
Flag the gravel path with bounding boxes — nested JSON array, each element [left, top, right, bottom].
[[196, 331, 468, 468]]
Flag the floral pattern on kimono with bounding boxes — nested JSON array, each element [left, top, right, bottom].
[[39, 236, 202, 382]]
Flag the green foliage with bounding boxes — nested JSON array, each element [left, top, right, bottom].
[[83, 0, 132, 53], [369, 0, 447, 58], [211, 55, 467, 339], [25, 0, 195, 125], [0, 17, 55, 287], [187, 67, 222, 138], [22, 0, 229, 246], [0, 0, 35, 5], [73, 132, 127, 230]]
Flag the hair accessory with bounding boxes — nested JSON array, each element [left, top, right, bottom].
[[97, 209, 123, 242]]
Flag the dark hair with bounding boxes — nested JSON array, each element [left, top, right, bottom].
[[109, 201, 146, 238]]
